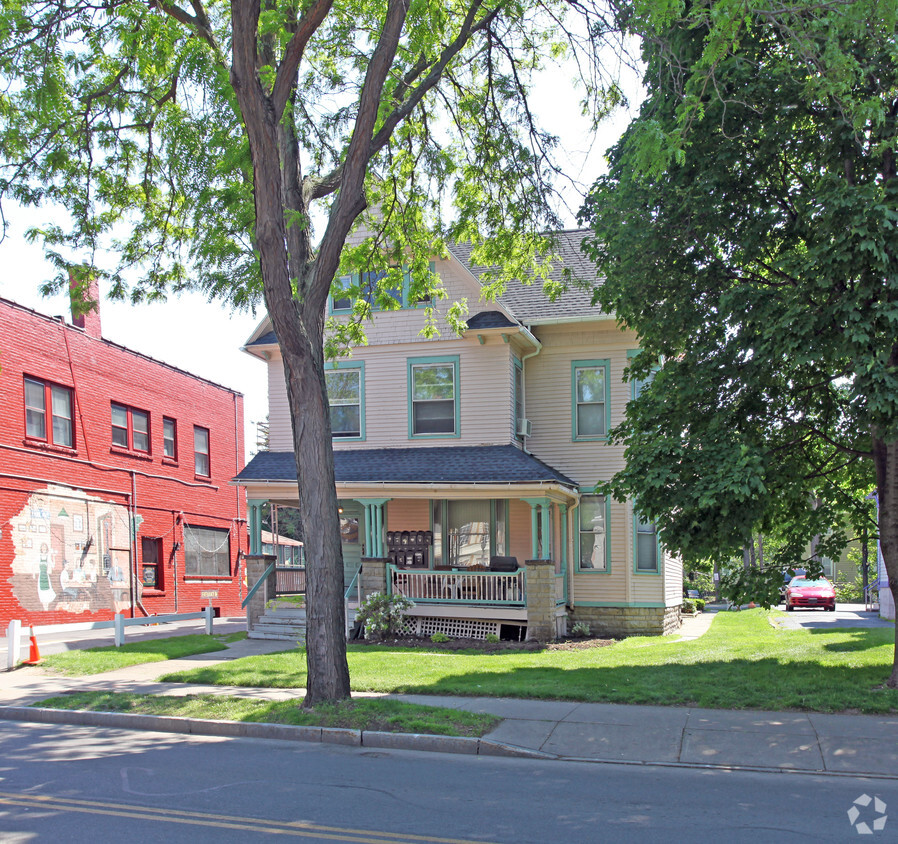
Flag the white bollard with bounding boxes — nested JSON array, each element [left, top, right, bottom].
[[204, 604, 213, 635], [114, 612, 125, 647], [6, 619, 22, 671]]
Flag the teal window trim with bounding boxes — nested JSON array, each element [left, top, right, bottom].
[[330, 263, 437, 313], [329, 274, 355, 314], [407, 354, 461, 439], [633, 507, 661, 575], [406, 261, 437, 309], [324, 360, 366, 441], [575, 488, 611, 573], [573, 601, 667, 608], [627, 348, 657, 402], [571, 359, 610, 442]]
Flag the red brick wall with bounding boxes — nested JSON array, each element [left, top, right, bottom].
[[0, 297, 247, 627]]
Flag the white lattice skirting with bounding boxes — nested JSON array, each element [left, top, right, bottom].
[[406, 615, 504, 639]]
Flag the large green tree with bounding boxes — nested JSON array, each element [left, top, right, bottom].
[[581, 1, 898, 683], [0, 0, 620, 703]]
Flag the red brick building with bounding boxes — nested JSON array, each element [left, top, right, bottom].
[[0, 288, 247, 628]]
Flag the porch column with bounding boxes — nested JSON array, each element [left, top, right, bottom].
[[247, 499, 266, 555], [523, 498, 550, 560], [525, 558, 555, 641], [357, 499, 390, 558]]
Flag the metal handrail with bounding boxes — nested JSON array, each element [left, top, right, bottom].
[[344, 564, 363, 639], [344, 564, 363, 602], [241, 561, 275, 609]]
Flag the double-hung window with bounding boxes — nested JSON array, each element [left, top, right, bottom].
[[111, 403, 149, 452], [635, 513, 659, 573], [183, 524, 229, 576], [326, 364, 364, 439], [578, 494, 608, 571], [194, 426, 210, 476], [162, 417, 177, 459], [572, 360, 609, 440], [409, 356, 459, 437], [24, 377, 74, 448]]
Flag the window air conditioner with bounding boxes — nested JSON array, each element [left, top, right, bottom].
[[517, 418, 532, 438]]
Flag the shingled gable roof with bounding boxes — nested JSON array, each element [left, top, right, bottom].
[[447, 228, 606, 323], [235, 444, 577, 487]]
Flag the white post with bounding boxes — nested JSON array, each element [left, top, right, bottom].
[[114, 612, 125, 647], [6, 619, 21, 671], [204, 604, 213, 635]]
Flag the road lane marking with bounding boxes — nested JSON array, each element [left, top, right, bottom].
[[0, 791, 495, 843]]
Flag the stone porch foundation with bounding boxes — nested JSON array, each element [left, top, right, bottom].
[[570, 605, 681, 638]]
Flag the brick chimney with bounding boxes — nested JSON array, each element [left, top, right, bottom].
[[69, 269, 102, 338]]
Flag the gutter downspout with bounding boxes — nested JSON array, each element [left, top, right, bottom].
[[519, 326, 542, 456], [129, 472, 137, 618]]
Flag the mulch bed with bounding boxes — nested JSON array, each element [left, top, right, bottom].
[[352, 635, 614, 652]]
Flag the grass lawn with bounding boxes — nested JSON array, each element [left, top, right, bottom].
[[33, 693, 498, 737], [40, 634, 234, 676], [159, 610, 898, 714]]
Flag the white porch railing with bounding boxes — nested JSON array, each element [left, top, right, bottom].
[[388, 565, 525, 606]]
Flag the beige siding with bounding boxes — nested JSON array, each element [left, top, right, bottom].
[[663, 549, 684, 606], [325, 337, 516, 450], [267, 355, 293, 451], [570, 498, 630, 603], [523, 321, 637, 486]]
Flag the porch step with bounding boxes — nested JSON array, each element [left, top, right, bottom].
[[248, 607, 306, 642]]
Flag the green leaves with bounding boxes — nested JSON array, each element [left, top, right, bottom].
[[582, 0, 895, 574]]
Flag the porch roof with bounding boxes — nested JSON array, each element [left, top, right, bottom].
[[235, 444, 576, 487]]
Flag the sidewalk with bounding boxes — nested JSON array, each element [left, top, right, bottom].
[[3, 615, 898, 779]]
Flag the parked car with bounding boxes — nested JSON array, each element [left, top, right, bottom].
[[784, 577, 836, 612]]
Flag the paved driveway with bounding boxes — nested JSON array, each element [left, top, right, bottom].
[[776, 602, 893, 631]]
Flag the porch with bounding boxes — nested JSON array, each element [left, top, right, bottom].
[[238, 445, 579, 640]]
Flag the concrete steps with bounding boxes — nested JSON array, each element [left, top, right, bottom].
[[248, 603, 306, 642]]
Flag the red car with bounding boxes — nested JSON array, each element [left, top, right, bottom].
[[784, 577, 836, 611]]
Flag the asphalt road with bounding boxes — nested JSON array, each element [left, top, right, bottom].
[[0, 721, 894, 842]]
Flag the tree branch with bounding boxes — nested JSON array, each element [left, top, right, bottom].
[[271, 0, 335, 119]]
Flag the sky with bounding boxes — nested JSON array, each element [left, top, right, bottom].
[[0, 51, 642, 462]]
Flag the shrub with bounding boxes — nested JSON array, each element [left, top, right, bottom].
[[430, 632, 450, 643], [571, 620, 591, 638], [682, 598, 696, 613], [695, 599, 706, 612], [484, 633, 500, 644], [355, 592, 413, 640], [833, 575, 864, 604]]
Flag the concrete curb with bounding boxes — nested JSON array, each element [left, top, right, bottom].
[[0, 705, 540, 758]]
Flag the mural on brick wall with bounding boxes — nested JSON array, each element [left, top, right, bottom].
[[6, 485, 134, 615]]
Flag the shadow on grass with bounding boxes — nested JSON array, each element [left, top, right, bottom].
[[807, 628, 894, 653]]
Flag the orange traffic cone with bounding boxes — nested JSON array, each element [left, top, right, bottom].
[[22, 627, 42, 665]]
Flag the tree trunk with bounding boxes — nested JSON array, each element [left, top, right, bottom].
[[281, 335, 352, 704], [230, 1, 351, 704], [873, 433, 898, 688]]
